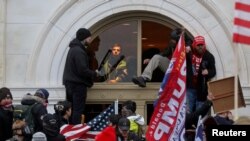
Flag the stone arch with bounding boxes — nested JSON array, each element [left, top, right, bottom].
[[26, 0, 247, 86]]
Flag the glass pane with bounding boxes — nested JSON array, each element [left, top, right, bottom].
[[95, 21, 138, 83]]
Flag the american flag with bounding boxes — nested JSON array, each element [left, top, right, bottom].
[[60, 102, 117, 141], [87, 103, 115, 131], [233, 0, 250, 45], [60, 124, 91, 141]]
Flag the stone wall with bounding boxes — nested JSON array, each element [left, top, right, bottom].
[[1, 0, 250, 117]]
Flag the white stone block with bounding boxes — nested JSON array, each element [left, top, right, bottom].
[[6, 24, 43, 54]]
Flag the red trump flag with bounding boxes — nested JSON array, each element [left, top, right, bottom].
[[146, 33, 186, 141], [233, 0, 250, 45]]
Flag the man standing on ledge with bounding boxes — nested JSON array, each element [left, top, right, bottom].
[[63, 28, 99, 124]]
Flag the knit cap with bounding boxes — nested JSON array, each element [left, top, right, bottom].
[[0, 87, 12, 102], [76, 28, 91, 41], [34, 88, 49, 100]]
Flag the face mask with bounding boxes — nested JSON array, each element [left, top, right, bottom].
[[1, 99, 13, 108]]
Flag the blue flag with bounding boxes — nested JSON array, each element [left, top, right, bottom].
[[195, 115, 204, 141]]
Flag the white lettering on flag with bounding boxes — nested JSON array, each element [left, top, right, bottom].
[[146, 33, 186, 141]]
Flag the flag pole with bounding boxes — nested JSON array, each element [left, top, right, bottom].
[[233, 43, 239, 120], [115, 99, 119, 114]]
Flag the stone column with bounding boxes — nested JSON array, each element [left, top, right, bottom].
[[135, 100, 146, 122], [0, 0, 6, 86]]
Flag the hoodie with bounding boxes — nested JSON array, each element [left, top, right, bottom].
[[63, 38, 96, 87]]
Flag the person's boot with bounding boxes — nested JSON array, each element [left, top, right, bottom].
[[132, 76, 147, 87]]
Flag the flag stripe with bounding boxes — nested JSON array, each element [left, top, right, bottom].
[[234, 9, 250, 22], [67, 129, 91, 141], [236, 0, 250, 4], [233, 0, 250, 45], [235, 2, 250, 12], [233, 33, 250, 44], [60, 124, 91, 141], [233, 24, 250, 36], [234, 18, 250, 28], [61, 124, 89, 135], [63, 125, 91, 137]]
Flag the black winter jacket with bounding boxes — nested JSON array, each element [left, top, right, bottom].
[[186, 50, 216, 101], [21, 94, 48, 133], [63, 39, 96, 87], [46, 134, 66, 141], [0, 107, 13, 140]]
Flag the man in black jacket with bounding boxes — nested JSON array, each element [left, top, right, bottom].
[[63, 28, 99, 124], [42, 113, 66, 141]]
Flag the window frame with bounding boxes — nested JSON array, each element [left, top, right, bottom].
[[90, 12, 181, 83]]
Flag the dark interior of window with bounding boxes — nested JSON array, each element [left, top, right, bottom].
[[141, 21, 172, 82], [146, 103, 154, 125]]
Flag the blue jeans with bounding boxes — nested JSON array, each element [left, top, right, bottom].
[[186, 88, 197, 113]]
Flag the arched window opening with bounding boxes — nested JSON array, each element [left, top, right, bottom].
[[89, 12, 181, 83]]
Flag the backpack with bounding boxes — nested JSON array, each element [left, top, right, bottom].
[[13, 103, 38, 135]]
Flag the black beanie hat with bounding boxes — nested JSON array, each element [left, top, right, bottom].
[[0, 87, 12, 102], [76, 28, 91, 41], [35, 88, 49, 100]]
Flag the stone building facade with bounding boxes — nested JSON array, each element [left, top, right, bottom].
[[0, 0, 250, 121]]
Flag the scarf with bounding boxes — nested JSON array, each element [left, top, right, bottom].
[[192, 54, 202, 76]]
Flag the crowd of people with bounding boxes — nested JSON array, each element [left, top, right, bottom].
[[0, 86, 147, 141], [1, 27, 250, 141], [1, 87, 250, 141]]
